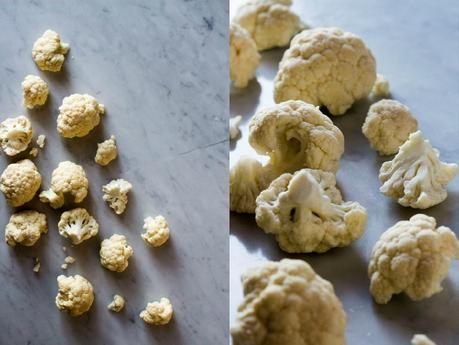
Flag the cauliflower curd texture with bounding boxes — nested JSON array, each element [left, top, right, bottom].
[[5, 211, 47, 247], [140, 298, 173, 325], [22, 75, 49, 109], [95, 135, 118, 166], [58, 208, 99, 245], [0, 116, 33, 156], [142, 215, 170, 247], [55, 275, 94, 316], [100, 234, 133, 272], [32, 30, 69, 72], [102, 178, 132, 215]]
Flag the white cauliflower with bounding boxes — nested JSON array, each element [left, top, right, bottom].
[[0, 116, 33, 156], [32, 30, 69, 72], [231, 259, 347, 345], [57, 94, 105, 138], [230, 115, 242, 140], [362, 99, 418, 155], [95, 135, 118, 166], [274, 28, 376, 116], [142, 215, 170, 247], [5, 210, 47, 247], [58, 208, 99, 245], [36, 134, 46, 148], [22, 75, 49, 109], [29, 147, 38, 157], [256, 169, 367, 253], [55, 275, 94, 316], [61, 255, 76, 270], [39, 161, 89, 209], [230, 23, 261, 88], [411, 334, 436, 345], [371, 73, 390, 97], [140, 298, 173, 325], [102, 179, 132, 215], [107, 294, 125, 312], [99, 234, 133, 272], [379, 131, 458, 209], [0, 159, 41, 207], [233, 0, 303, 51], [368, 214, 459, 304]]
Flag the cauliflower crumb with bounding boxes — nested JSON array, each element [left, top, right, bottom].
[[22, 75, 49, 109], [36, 134, 46, 148], [61, 263, 68, 270], [0, 116, 33, 156], [100, 234, 133, 272], [33, 257, 40, 273], [95, 135, 118, 166], [32, 30, 69, 72], [229, 115, 242, 140], [411, 334, 437, 345], [5, 210, 47, 247], [55, 274, 94, 316], [58, 208, 99, 245], [29, 147, 38, 157], [140, 298, 173, 325], [107, 294, 125, 312], [61, 256, 75, 270], [102, 179, 132, 215], [142, 215, 170, 247], [371, 73, 390, 97]]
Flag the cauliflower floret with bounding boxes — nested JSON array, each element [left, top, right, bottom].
[[379, 131, 458, 209], [58, 208, 99, 245], [371, 73, 390, 97], [274, 28, 376, 116], [230, 23, 261, 88], [234, 0, 303, 51], [36, 134, 46, 148], [55, 275, 94, 316], [411, 334, 436, 345], [140, 298, 173, 325], [231, 259, 347, 345], [142, 215, 170, 247], [39, 161, 89, 209], [32, 30, 69, 72], [5, 210, 47, 247], [99, 234, 133, 272], [57, 94, 105, 138], [362, 99, 418, 155], [95, 135, 118, 166], [256, 169, 367, 253], [230, 115, 242, 140], [0, 159, 41, 207], [0, 116, 33, 156], [22, 75, 49, 109], [107, 294, 125, 312], [29, 147, 38, 157], [368, 214, 459, 304], [102, 178, 132, 215]]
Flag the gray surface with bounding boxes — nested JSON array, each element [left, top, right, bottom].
[[230, 0, 459, 344], [0, 1, 228, 345]]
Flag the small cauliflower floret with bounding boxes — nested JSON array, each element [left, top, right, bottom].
[[140, 298, 173, 325], [368, 214, 459, 304], [57, 94, 105, 138], [95, 135, 118, 166], [274, 28, 377, 116], [229, 115, 242, 140], [29, 147, 39, 157], [32, 30, 69, 72], [0, 159, 41, 207], [362, 99, 418, 155], [39, 161, 89, 209], [102, 179, 132, 215], [107, 294, 125, 312], [58, 208, 99, 245], [142, 215, 170, 247], [230, 23, 260, 88], [234, 0, 303, 51], [256, 169, 367, 253], [22, 75, 49, 109], [0, 116, 33, 156], [379, 131, 458, 209], [5, 211, 47, 247], [99, 234, 133, 272], [231, 259, 347, 345], [36, 134, 46, 148], [411, 334, 437, 345], [371, 73, 390, 97], [55, 275, 94, 316]]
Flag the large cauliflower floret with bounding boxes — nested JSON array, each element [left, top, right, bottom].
[[95, 135, 118, 166], [5, 210, 47, 247], [379, 131, 458, 209], [142, 215, 170, 247], [411, 334, 436, 345], [22, 75, 49, 109], [256, 169, 367, 253], [102, 178, 132, 215], [40, 161, 89, 209], [234, 0, 303, 51], [0, 159, 41, 207], [55, 275, 94, 316], [0, 116, 33, 156], [99, 234, 134, 272], [58, 208, 99, 245], [362, 99, 418, 155], [140, 298, 173, 325], [231, 259, 347, 345], [368, 214, 459, 304], [230, 23, 261, 88], [273, 27, 377, 116], [57, 94, 105, 138], [32, 30, 69, 72]]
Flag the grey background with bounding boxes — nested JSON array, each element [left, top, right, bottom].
[[230, 0, 459, 344], [0, 1, 228, 345]]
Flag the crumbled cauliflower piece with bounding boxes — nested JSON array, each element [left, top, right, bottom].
[[256, 168, 367, 253], [33, 257, 40, 273], [58, 208, 99, 245], [142, 215, 170, 247], [99, 234, 133, 272], [231, 259, 347, 345], [57, 93, 105, 138], [32, 30, 69, 72], [55, 274, 94, 316], [61, 263, 68, 270], [371, 73, 390, 97], [274, 27, 376, 116], [107, 294, 125, 312], [411, 334, 436, 345], [379, 131, 458, 208], [230, 23, 260, 88], [234, 0, 303, 51], [230, 115, 242, 140], [0, 116, 33, 156], [102, 179, 132, 215], [95, 135, 118, 166], [29, 147, 38, 157], [5, 210, 47, 247], [22, 75, 49, 109], [362, 99, 418, 155], [140, 298, 173, 325], [0, 159, 41, 207], [61, 256, 76, 270], [39, 161, 89, 209], [36, 134, 46, 148]]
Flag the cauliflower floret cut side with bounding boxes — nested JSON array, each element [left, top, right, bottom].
[[0, 116, 33, 156], [22, 75, 49, 109], [58, 208, 99, 245], [371, 73, 390, 98], [95, 135, 118, 166], [411, 334, 437, 345], [229, 115, 242, 140], [55, 275, 94, 316], [5, 210, 47, 247], [142, 215, 170, 247], [99, 234, 133, 272], [108, 294, 125, 312], [32, 30, 69, 72], [140, 297, 173, 325], [102, 178, 132, 215]]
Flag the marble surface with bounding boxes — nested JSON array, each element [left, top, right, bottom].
[[0, 1, 228, 344], [230, 0, 459, 344]]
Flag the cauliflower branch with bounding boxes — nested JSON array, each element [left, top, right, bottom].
[[32, 30, 69, 72], [95, 135, 118, 166], [5, 210, 47, 247], [99, 234, 133, 272], [142, 215, 170, 247], [108, 294, 125, 312], [55, 275, 94, 316], [0, 116, 33, 156], [140, 298, 173, 325], [230, 115, 242, 140], [58, 208, 99, 245], [371, 74, 390, 98], [22, 75, 49, 109], [102, 178, 132, 215]]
